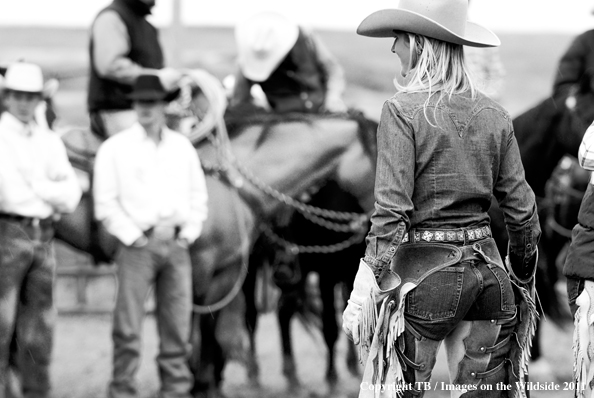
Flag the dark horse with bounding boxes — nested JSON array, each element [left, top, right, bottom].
[[242, 161, 377, 395], [273, 181, 371, 393], [52, 89, 379, 398], [489, 95, 591, 363]]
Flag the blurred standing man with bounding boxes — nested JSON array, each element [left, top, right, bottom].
[[88, 0, 181, 138], [0, 62, 82, 398], [94, 74, 208, 398], [230, 12, 347, 114]]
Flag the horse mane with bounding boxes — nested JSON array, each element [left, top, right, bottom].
[[224, 103, 378, 156]]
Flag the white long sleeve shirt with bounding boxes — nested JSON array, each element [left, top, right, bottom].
[[93, 123, 208, 246], [0, 112, 82, 218]]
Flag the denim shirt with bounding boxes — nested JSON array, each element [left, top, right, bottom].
[[364, 90, 541, 275]]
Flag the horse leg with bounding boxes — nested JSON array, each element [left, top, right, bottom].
[[6, 335, 22, 397], [277, 287, 301, 391], [341, 273, 360, 377], [319, 272, 339, 390], [242, 246, 265, 387], [190, 313, 221, 398]]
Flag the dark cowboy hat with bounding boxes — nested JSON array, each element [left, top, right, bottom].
[[128, 74, 180, 102]]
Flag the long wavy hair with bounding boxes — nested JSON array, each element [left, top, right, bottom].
[[394, 33, 477, 124]]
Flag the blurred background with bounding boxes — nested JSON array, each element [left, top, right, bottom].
[[1, 0, 592, 127], [1, 1, 591, 397]]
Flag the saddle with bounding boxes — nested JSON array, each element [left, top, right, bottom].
[[61, 127, 104, 173], [60, 128, 110, 265]]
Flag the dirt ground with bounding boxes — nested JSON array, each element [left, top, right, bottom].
[[49, 309, 574, 398]]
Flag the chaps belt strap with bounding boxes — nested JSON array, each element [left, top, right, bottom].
[[390, 238, 504, 288]]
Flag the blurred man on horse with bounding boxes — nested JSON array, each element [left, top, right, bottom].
[[230, 11, 347, 114], [0, 62, 82, 398], [94, 74, 208, 398], [88, 0, 181, 137], [552, 23, 594, 137]]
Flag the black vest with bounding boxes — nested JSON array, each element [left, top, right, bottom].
[[258, 29, 327, 114], [87, 0, 164, 112]]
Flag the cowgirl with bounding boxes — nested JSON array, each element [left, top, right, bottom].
[[342, 1, 541, 397]]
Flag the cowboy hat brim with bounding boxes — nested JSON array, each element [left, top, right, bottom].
[[128, 87, 181, 102], [357, 9, 500, 48]]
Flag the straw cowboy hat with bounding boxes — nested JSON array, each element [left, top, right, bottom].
[[357, 0, 500, 48], [128, 74, 180, 102], [1, 62, 59, 97], [235, 12, 299, 82]]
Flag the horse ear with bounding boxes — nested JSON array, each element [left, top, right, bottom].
[[43, 78, 59, 99]]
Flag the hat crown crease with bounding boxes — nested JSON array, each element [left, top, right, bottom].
[[399, 0, 467, 36]]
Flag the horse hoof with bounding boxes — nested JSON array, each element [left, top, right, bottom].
[[286, 376, 302, 393]]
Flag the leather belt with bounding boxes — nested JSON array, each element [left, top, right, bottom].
[[402, 225, 492, 244], [0, 212, 54, 229]]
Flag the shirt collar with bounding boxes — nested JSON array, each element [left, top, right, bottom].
[[131, 122, 172, 143], [0, 112, 37, 137]]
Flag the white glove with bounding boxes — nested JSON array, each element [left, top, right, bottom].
[[158, 67, 183, 92], [342, 259, 400, 345]]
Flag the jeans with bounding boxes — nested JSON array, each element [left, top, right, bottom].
[[399, 240, 517, 397], [0, 219, 56, 398], [108, 235, 193, 398]]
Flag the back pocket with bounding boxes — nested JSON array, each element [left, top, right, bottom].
[[406, 267, 464, 320]]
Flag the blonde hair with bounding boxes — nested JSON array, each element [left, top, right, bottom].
[[394, 33, 477, 124]]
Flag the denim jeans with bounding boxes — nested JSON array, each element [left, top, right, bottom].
[[108, 235, 193, 398], [399, 240, 517, 397], [0, 219, 56, 398]]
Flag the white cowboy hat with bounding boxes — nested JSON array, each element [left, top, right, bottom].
[[3, 62, 45, 93], [357, 0, 500, 48], [235, 12, 299, 82]]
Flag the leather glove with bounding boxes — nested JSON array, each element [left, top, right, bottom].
[[506, 247, 538, 285], [342, 259, 400, 345]]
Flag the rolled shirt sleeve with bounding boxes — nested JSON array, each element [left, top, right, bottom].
[[92, 10, 157, 85]]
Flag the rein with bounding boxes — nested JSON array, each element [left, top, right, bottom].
[[191, 180, 251, 314]]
